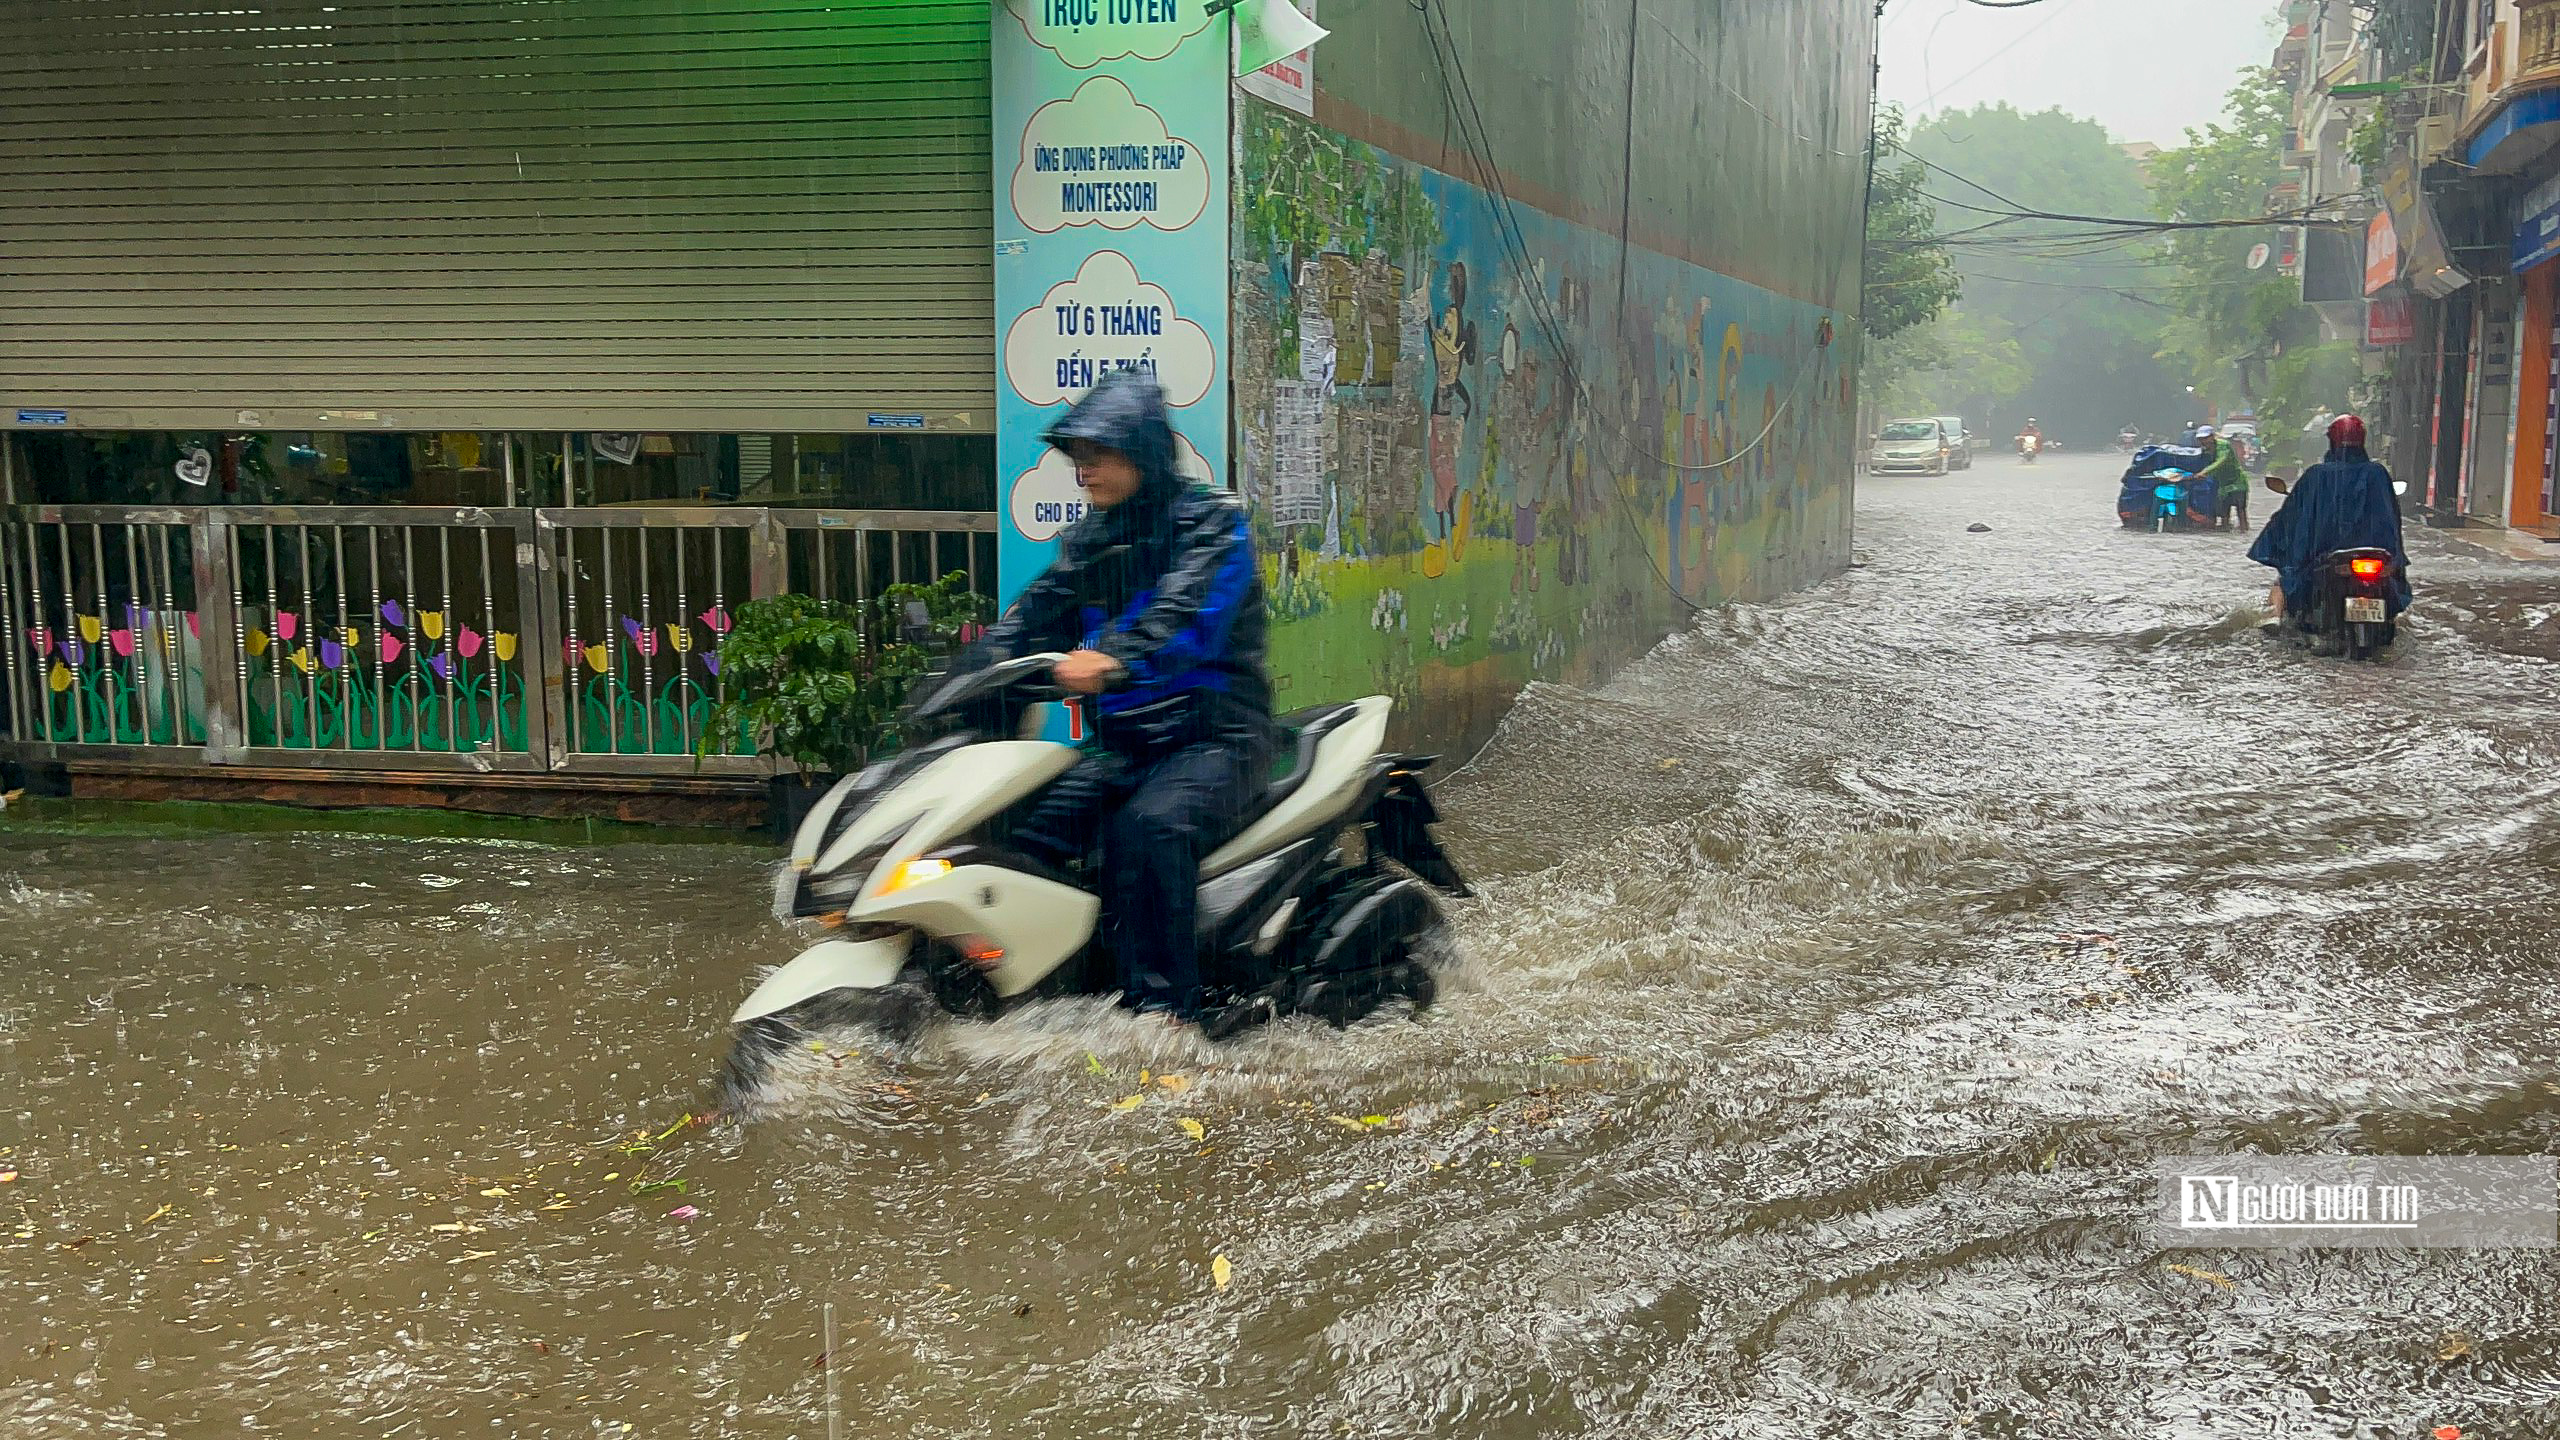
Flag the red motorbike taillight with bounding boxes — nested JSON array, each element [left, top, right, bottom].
[[2349, 557, 2387, 580]]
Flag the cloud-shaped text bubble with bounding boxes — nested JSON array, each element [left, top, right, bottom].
[[1011, 77, 1208, 234], [1003, 249, 1215, 409], [1010, 433, 1215, 543], [1004, 0, 1212, 69]]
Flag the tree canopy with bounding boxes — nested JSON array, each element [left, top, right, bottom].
[[2150, 65, 2354, 449], [1862, 107, 1961, 343], [1867, 103, 2193, 443]]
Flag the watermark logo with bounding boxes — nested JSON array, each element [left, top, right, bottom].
[[2156, 1156, 2556, 1249]]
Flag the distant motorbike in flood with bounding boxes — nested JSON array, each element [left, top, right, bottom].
[[2017, 433, 2042, 465], [2115, 445, 2217, 532]]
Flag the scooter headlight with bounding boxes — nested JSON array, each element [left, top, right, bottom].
[[875, 858, 953, 897]]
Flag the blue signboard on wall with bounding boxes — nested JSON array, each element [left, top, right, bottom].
[[991, 0, 1231, 607], [2520, 169, 2560, 273]]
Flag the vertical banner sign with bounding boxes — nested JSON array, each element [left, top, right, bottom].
[[995, 0, 1232, 608]]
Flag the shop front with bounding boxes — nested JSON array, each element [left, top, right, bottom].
[[0, 0, 1003, 808], [2507, 167, 2560, 531]]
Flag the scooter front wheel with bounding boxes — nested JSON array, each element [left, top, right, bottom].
[[716, 978, 945, 1106]]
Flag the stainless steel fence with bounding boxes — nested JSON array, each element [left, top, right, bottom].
[[0, 504, 998, 779], [1, 506, 205, 757]]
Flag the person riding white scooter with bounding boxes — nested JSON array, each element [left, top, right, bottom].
[[968, 368, 1280, 1025]]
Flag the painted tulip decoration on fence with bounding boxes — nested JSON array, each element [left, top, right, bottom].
[[563, 604, 744, 757], [25, 610, 206, 745], [244, 603, 528, 754]]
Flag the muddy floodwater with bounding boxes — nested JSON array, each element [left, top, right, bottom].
[[7, 452, 2560, 1438]]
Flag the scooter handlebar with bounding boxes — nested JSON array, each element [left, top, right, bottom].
[[903, 650, 1070, 730]]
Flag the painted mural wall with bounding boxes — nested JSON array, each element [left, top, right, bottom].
[[1232, 101, 1863, 747]]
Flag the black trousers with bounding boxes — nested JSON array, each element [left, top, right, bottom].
[[1011, 705, 1271, 1015]]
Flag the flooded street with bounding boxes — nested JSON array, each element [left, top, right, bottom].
[[9, 450, 2560, 1438]]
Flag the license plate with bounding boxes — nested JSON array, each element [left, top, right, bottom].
[[2344, 597, 2387, 623]]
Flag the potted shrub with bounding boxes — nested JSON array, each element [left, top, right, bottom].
[[706, 571, 991, 834]]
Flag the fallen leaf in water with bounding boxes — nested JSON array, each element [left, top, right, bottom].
[[1085, 1052, 1105, 1076], [58, 1236, 92, 1251], [1327, 1115, 1370, 1132], [360, 1229, 385, 1241], [808, 1041, 827, 1053], [601, 1173, 621, 1182], [2438, 1331, 2475, 1362], [1178, 1118, 1206, 1142], [1111, 1094, 1146, 1112], [540, 1201, 576, 1212], [479, 1187, 510, 1198], [1359, 1115, 1393, 1128], [726, 1332, 749, 1347], [2436, 1426, 2464, 1440], [531, 1340, 551, 1355], [1657, 758, 1680, 770], [142, 1204, 174, 1225], [1156, 1073, 1190, 1093], [448, 1249, 498, 1264], [976, 1092, 992, 1103], [2165, 1264, 2234, 1289], [430, 1222, 486, 1235], [666, 1205, 700, 1221], [1139, 1069, 1151, 1086], [1211, 1254, 1232, 1291], [0, 1168, 17, 1183]]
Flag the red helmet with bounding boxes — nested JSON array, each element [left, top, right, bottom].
[[2328, 413, 2368, 450]]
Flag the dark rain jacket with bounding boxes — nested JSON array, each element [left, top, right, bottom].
[[2248, 445, 2411, 617], [977, 369, 1275, 755]]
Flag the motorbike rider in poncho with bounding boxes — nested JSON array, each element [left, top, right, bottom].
[[968, 368, 1280, 1024], [2249, 413, 2411, 624]]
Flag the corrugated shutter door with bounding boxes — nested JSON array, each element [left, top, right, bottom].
[[0, 0, 993, 433]]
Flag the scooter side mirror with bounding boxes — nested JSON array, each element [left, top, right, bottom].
[[2392, 479, 2408, 497], [2266, 475, 2292, 495]]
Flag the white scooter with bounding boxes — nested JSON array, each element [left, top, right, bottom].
[[723, 653, 1471, 1088]]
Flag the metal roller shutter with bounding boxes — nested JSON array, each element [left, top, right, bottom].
[[0, 0, 993, 433]]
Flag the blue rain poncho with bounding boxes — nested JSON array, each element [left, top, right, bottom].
[[2247, 445, 2410, 617]]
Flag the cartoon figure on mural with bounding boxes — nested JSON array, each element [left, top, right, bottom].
[[1713, 321, 1748, 544], [1425, 261, 1477, 564], [1510, 346, 1564, 595], [1670, 299, 1716, 590], [1557, 376, 1600, 588], [1548, 276, 1600, 590]]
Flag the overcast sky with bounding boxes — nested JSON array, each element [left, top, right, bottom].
[[1877, 0, 2285, 147]]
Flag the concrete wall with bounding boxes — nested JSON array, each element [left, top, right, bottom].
[[1231, 0, 1877, 748]]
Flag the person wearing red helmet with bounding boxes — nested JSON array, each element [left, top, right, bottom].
[[2248, 413, 2410, 623]]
